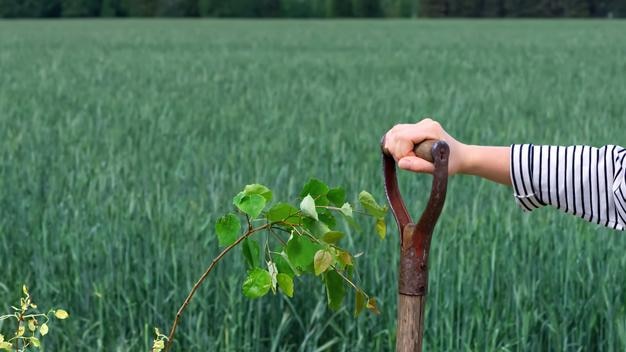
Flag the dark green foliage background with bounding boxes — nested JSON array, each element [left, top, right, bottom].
[[1, 20, 626, 351], [1, 0, 625, 17]]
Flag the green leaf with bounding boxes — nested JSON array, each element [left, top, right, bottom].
[[375, 217, 386, 240], [286, 234, 322, 272], [242, 239, 260, 269], [300, 178, 329, 198], [314, 249, 333, 276], [0, 342, 12, 351], [30, 337, 40, 348], [277, 273, 294, 297], [340, 203, 353, 218], [267, 203, 301, 225], [327, 187, 346, 206], [337, 250, 353, 266], [366, 297, 381, 315], [244, 184, 273, 202], [315, 195, 330, 206], [318, 208, 337, 229], [302, 218, 331, 237], [321, 231, 344, 244], [152, 339, 165, 352], [242, 268, 272, 298], [300, 194, 318, 221], [55, 309, 69, 319], [324, 270, 345, 311], [355, 290, 366, 316], [233, 192, 266, 219], [273, 251, 297, 277], [345, 263, 355, 276], [358, 191, 387, 218], [267, 261, 278, 293], [215, 213, 241, 247]]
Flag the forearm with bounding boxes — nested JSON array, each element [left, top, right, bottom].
[[460, 145, 512, 186], [383, 119, 626, 231], [461, 142, 626, 230]]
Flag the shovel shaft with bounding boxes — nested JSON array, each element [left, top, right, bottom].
[[396, 294, 426, 352], [381, 136, 450, 352]]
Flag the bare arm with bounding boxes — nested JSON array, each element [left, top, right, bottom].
[[383, 119, 626, 230], [462, 145, 511, 185]]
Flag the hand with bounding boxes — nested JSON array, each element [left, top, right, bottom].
[[383, 118, 467, 176]]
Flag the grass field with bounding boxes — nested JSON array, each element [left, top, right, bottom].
[[1, 19, 626, 351]]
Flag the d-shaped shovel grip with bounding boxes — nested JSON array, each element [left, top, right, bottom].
[[381, 137, 449, 296]]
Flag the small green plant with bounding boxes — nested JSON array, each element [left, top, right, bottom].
[[156, 179, 388, 351], [0, 285, 69, 351]]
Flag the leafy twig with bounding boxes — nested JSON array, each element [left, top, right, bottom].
[[163, 224, 270, 351]]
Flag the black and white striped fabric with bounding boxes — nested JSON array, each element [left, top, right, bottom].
[[510, 144, 626, 230]]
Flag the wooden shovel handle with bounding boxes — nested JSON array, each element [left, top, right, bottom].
[[413, 139, 437, 163], [380, 138, 446, 233], [380, 136, 450, 352]]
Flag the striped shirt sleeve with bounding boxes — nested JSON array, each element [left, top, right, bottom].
[[510, 144, 626, 231]]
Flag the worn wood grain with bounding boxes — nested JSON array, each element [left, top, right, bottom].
[[396, 294, 426, 352]]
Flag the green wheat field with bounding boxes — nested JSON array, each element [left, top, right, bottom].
[[1, 19, 626, 351]]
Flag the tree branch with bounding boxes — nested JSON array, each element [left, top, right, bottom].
[[163, 223, 270, 351]]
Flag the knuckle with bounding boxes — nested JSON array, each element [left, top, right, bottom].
[[392, 124, 408, 134]]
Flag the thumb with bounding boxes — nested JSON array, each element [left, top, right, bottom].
[[398, 156, 435, 174]]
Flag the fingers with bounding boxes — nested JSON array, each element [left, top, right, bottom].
[[398, 156, 435, 173], [384, 132, 414, 162], [384, 118, 443, 162]]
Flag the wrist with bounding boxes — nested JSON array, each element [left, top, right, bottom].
[[458, 143, 478, 175], [457, 144, 512, 186]]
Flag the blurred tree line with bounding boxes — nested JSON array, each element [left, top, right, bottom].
[[0, 0, 623, 17]]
